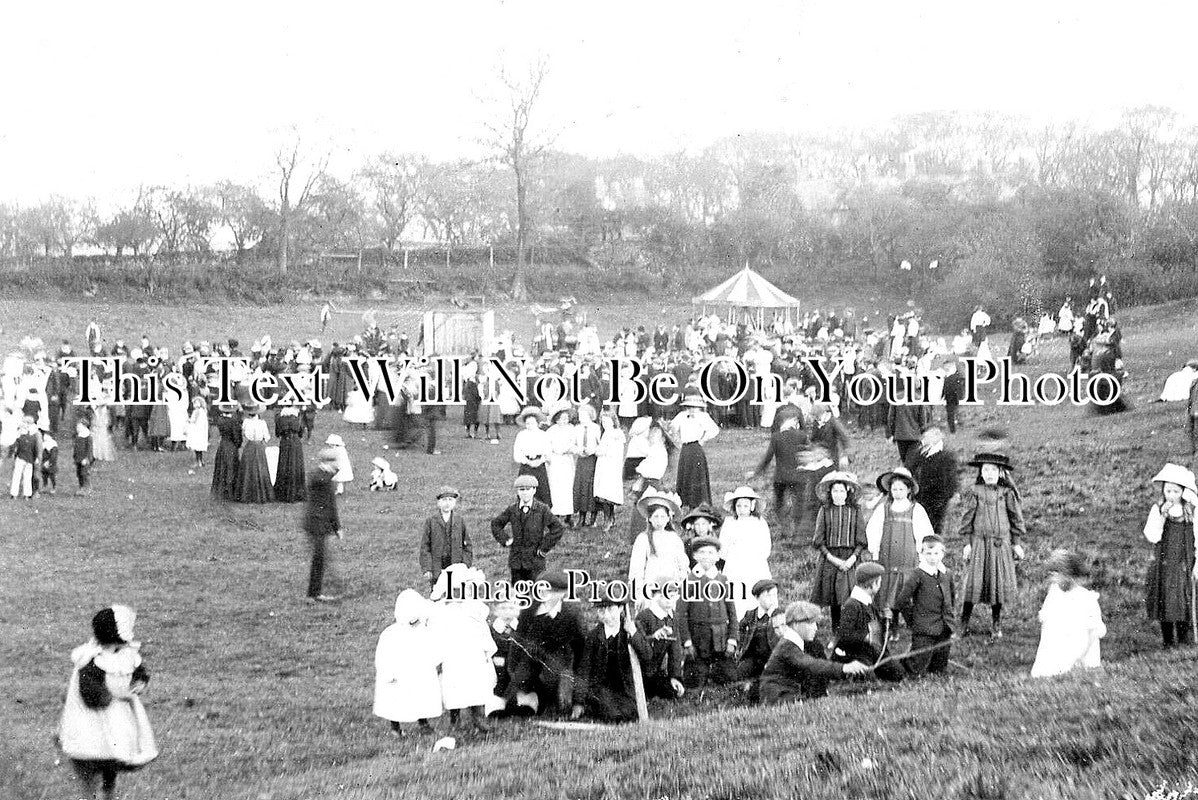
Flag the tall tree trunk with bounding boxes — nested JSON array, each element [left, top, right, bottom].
[[278, 204, 289, 274], [512, 168, 528, 300]]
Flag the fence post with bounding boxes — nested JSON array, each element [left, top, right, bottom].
[[403, 248, 409, 270]]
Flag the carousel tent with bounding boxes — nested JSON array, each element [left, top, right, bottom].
[[692, 266, 801, 328]]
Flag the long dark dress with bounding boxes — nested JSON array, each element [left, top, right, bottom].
[[235, 418, 274, 504], [273, 414, 307, 503], [872, 503, 919, 611], [675, 442, 712, 510], [463, 378, 481, 428], [210, 412, 242, 500], [1147, 512, 1195, 623], [811, 503, 868, 606]]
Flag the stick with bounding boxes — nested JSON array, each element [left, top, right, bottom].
[[869, 639, 953, 672], [1191, 578, 1197, 644], [628, 642, 650, 722]]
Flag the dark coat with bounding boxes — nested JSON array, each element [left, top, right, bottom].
[[890, 567, 955, 638], [809, 417, 850, 465], [304, 468, 340, 537], [575, 624, 653, 722], [490, 499, 566, 572], [886, 403, 931, 443], [419, 511, 473, 579], [759, 637, 845, 704], [736, 608, 779, 672], [635, 608, 684, 682], [754, 427, 808, 484], [909, 448, 960, 532], [675, 573, 738, 659], [506, 602, 588, 699]]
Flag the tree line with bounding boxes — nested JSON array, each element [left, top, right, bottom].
[[4, 104, 1198, 320]]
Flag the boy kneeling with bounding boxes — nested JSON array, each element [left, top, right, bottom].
[[572, 584, 652, 723], [759, 601, 870, 705]]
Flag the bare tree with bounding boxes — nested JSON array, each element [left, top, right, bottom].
[[274, 131, 329, 273], [359, 153, 428, 253], [216, 181, 270, 262], [482, 58, 551, 300]]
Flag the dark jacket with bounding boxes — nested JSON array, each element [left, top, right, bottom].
[[809, 417, 850, 465], [834, 596, 881, 659], [942, 371, 965, 405], [71, 435, 92, 466], [506, 602, 588, 698], [890, 567, 955, 638], [736, 607, 779, 669], [753, 427, 808, 484], [759, 637, 845, 704], [304, 468, 340, 537], [886, 403, 931, 442], [419, 512, 473, 579], [635, 608, 684, 681], [908, 448, 960, 530], [676, 572, 738, 658], [575, 623, 653, 722], [490, 499, 566, 572]]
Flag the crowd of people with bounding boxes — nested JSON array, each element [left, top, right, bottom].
[[47, 274, 1198, 792]]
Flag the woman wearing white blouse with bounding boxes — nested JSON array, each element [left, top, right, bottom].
[[670, 395, 719, 510], [512, 407, 551, 505], [545, 408, 578, 524], [592, 411, 625, 532]]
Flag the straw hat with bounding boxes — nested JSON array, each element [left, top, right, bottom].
[[876, 466, 920, 497], [325, 434, 345, 447], [517, 406, 547, 426], [636, 489, 682, 521], [816, 471, 861, 505], [722, 485, 761, 513], [680, 394, 707, 409], [1151, 463, 1198, 498]]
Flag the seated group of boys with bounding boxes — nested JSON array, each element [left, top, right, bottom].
[[494, 534, 954, 722]]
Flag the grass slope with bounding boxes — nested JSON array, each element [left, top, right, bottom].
[[3, 297, 1198, 799]]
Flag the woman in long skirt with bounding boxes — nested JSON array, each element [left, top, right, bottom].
[[210, 404, 241, 500], [273, 406, 307, 503], [462, 361, 482, 439], [343, 358, 375, 428], [571, 404, 600, 526], [235, 404, 274, 503], [670, 395, 719, 510], [166, 371, 190, 451], [147, 393, 170, 452], [545, 408, 578, 525], [512, 407, 551, 505], [592, 411, 625, 532], [90, 393, 117, 464], [1143, 463, 1198, 647]]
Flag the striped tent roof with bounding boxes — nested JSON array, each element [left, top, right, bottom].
[[692, 267, 800, 308]]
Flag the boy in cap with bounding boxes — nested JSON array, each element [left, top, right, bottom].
[[888, 535, 955, 676], [72, 419, 93, 496], [676, 536, 739, 688], [734, 579, 783, 701], [572, 584, 652, 723], [304, 448, 343, 602], [491, 475, 566, 583], [831, 562, 904, 682], [420, 486, 473, 589], [635, 577, 686, 700], [758, 601, 870, 705], [505, 569, 588, 716]]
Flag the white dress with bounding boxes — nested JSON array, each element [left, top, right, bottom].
[[593, 427, 626, 505], [373, 595, 443, 723], [546, 423, 577, 516], [628, 529, 689, 587], [432, 600, 497, 710], [167, 389, 189, 443], [91, 404, 116, 462], [186, 407, 209, 452], [719, 516, 773, 617], [343, 387, 374, 425], [1030, 584, 1105, 678], [331, 444, 353, 483]]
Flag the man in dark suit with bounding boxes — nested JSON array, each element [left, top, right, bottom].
[[907, 427, 959, 536], [304, 448, 343, 602], [759, 601, 869, 705], [747, 416, 808, 535], [419, 485, 473, 588], [888, 535, 955, 676], [491, 474, 566, 583]]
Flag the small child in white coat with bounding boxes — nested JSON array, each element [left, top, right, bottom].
[[325, 434, 353, 494], [186, 398, 209, 468], [373, 589, 443, 736], [1030, 549, 1106, 678], [369, 456, 398, 491], [430, 564, 497, 733]]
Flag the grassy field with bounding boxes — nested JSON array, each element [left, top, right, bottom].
[[3, 295, 1198, 799]]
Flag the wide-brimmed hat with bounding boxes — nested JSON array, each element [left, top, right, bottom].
[[636, 489, 682, 521], [876, 466, 920, 497], [816, 471, 861, 505], [550, 407, 575, 425], [371, 456, 391, 471], [1151, 463, 1198, 497], [680, 503, 723, 529], [436, 485, 460, 500], [517, 406, 547, 425], [722, 485, 761, 512], [688, 535, 721, 556], [680, 394, 707, 409], [967, 452, 1014, 470], [325, 434, 345, 447]]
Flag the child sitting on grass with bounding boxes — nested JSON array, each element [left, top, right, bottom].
[[369, 456, 398, 491], [1031, 549, 1106, 677]]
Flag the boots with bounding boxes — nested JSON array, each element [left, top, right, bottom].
[[471, 705, 491, 733]]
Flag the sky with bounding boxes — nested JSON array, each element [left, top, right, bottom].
[[3, 0, 1198, 206]]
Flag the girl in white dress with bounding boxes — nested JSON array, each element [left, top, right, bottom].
[[1031, 550, 1105, 677], [325, 433, 353, 494], [628, 490, 689, 600], [342, 359, 375, 427], [430, 565, 496, 733], [592, 411, 626, 532], [166, 366, 190, 450], [90, 392, 117, 463], [719, 486, 773, 618], [185, 397, 209, 468], [545, 408, 578, 524]]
